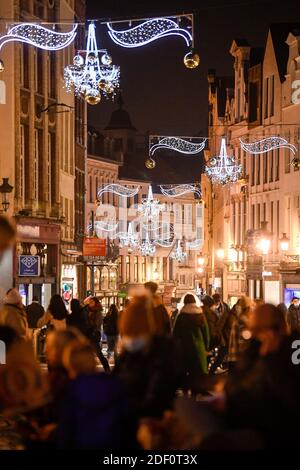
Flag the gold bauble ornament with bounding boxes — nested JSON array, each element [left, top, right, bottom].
[[104, 84, 114, 94], [85, 92, 101, 105], [98, 79, 107, 90], [101, 53, 112, 66], [0, 59, 4, 73], [184, 51, 200, 69], [145, 158, 156, 169]]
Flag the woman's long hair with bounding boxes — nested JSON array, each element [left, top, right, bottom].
[[70, 298, 82, 317], [48, 294, 68, 320], [108, 303, 119, 318]]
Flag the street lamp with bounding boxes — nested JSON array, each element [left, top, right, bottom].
[[153, 268, 159, 281], [0, 178, 13, 212], [216, 243, 225, 260], [279, 233, 289, 252], [256, 221, 271, 255], [197, 266, 204, 274], [197, 254, 205, 266]]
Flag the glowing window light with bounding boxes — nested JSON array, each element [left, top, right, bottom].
[[205, 138, 242, 185], [140, 233, 156, 257], [0, 23, 77, 52], [150, 136, 207, 156], [138, 185, 164, 220], [170, 240, 187, 262], [97, 183, 139, 199], [159, 184, 201, 198], [64, 23, 120, 102], [240, 137, 297, 155], [107, 18, 192, 48]]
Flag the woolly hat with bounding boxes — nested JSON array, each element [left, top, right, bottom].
[[119, 295, 155, 338], [202, 295, 215, 308], [4, 288, 22, 306]]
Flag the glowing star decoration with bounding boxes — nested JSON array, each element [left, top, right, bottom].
[[170, 240, 187, 262], [159, 184, 201, 198], [149, 136, 207, 156], [64, 23, 120, 103], [138, 186, 164, 221], [140, 233, 156, 257], [107, 17, 192, 48], [0, 23, 77, 52], [118, 223, 140, 249], [205, 138, 242, 185], [97, 183, 139, 199], [240, 137, 297, 155]]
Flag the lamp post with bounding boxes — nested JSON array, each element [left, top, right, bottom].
[[279, 233, 289, 253], [0, 178, 13, 212]]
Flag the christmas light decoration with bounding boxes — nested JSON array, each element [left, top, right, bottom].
[[170, 240, 187, 262], [97, 183, 139, 199], [159, 184, 201, 198], [154, 238, 175, 248], [118, 222, 140, 249], [240, 137, 297, 155], [205, 138, 242, 185], [149, 136, 207, 156], [138, 186, 164, 221], [186, 239, 203, 249], [94, 221, 118, 232], [0, 23, 77, 52], [140, 233, 156, 257], [107, 17, 192, 48], [64, 23, 120, 103]]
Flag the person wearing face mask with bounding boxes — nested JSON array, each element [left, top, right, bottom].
[[114, 295, 180, 424]]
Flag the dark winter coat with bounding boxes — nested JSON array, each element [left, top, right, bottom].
[[0, 303, 28, 338], [66, 308, 88, 335], [57, 373, 132, 449], [114, 335, 180, 419], [216, 302, 233, 347], [26, 302, 44, 329], [173, 303, 210, 378], [103, 311, 119, 336], [203, 305, 220, 349], [287, 304, 300, 332], [152, 301, 171, 336]]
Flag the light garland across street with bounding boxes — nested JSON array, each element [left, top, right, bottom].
[[150, 136, 207, 156], [97, 183, 139, 199], [240, 136, 297, 155], [159, 184, 201, 198]]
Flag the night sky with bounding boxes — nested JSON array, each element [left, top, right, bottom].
[[86, 0, 300, 136]]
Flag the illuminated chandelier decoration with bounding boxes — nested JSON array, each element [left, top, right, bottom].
[[138, 186, 164, 221], [97, 183, 139, 199], [240, 137, 297, 155], [64, 23, 120, 105], [140, 233, 156, 257], [186, 239, 203, 249], [205, 138, 242, 185], [0, 23, 78, 52], [118, 223, 140, 249], [170, 240, 187, 262], [107, 17, 192, 48], [159, 184, 201, 198], [150, 136, 207, 156]]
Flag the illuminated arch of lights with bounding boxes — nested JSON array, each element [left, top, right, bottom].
[[205, 138, 242, 185], [240, 137, 297, 155], [0, 23, 78, 52], [150, 136, 207, 156]]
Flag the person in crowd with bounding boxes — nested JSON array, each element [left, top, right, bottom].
[[287, 296, 300, 332], [62, 341, 97, 380], [170, 299, 179, 329], [0, 215, 15, 261], [202, 295, 218, 349], [0, 288, 28, 339], [210, 293, 233, 373], [103, 304, 119, 360], [227, 296, 253, 370], [66, 298, 87, 334], [26, 296, 44, 329], [144, 281, 171, 336], [85, 297, 110, 372], [115, 295, 180, 423], [37, 294, 67, 330], [173, 294, 210, 391], [225, 303, 300, 448]]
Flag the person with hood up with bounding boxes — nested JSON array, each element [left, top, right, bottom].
[[0, 288, 28, 339], [173, 294, 210, 390]]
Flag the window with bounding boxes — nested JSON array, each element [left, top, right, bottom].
[[95, 176, 98, 200], [269, 150, 274, 182], [263, 202, 266, 221], [142, 257, 146, 282], [276, 201, 280, 241], [89, 176, 93, 203], [270, 201, 274, 234], [264, 77, 269, 118], [134, 256, 138, 282], [251, 204, 255, 228], [20, 125, 25, 204], [163, 257, 168, 281], [257, 203, 261, 229], [275, 148, 279, 181], [34, 129, 39, 201], [65, 198, 69, 239], [263, 152, 268, 183], [249, 82, 259, 122], [256, 154, 260, 185], [126, 256, 130, 282], [251, 156, 255, 186], [270, 75, 274, 116]]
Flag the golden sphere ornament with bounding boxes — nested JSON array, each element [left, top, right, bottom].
[[73, 54, 84, 67], [104, 83, 114, 94], [0, 59, 4, 73], [184, 51, 200, 69], [98, 79, 107, 90], [101, 53, 112, 66], [87, 52, 97, 64], [145, 158, 156, 169], [85, 90, 101, 105]]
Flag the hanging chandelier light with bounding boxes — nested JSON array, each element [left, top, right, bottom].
[[118, 222, 140, 249], [138, 185, 164, 221], [170, 240, 187, 262], [140, 233, 156, 257], [205, 138, 242, 185], [64, 22, 120, 105]]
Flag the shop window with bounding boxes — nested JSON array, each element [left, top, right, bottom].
[[101, 267, 109, 290]]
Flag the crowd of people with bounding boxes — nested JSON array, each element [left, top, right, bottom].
[[0, 214, 300, 450]]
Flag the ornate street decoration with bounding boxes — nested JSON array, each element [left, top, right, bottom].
[[170, 240, 187, 262], [137, 186, 164, 221], [64, 23, 120, 104], [0, 23, 77, 52], [205, 138, 242, 185], [291, 157, 300, 170], [159, 183, 201, 198], [150, 136, 207, 156], [107, 17, 192, 48], [240, 136, 297, 155], [140, 233, 156, 257], [97, 183, 139, 199], [118, 223, 140, 249]]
